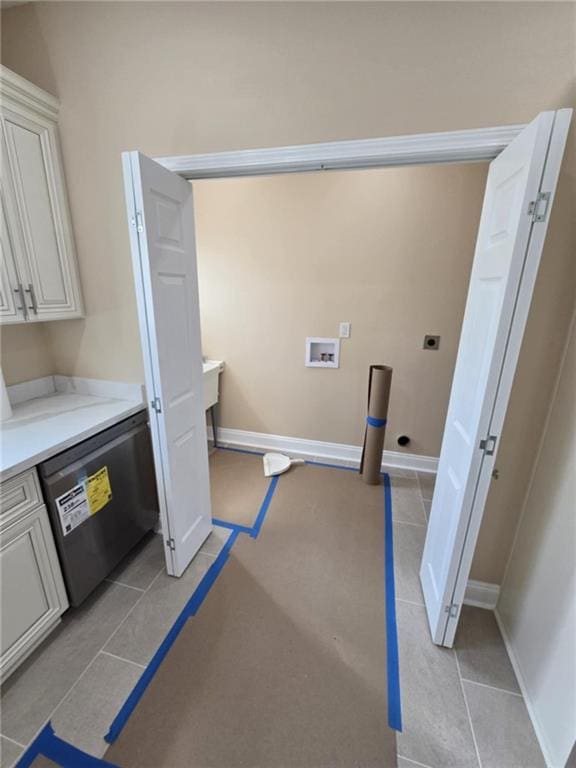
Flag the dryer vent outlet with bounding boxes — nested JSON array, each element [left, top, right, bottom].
[[423, 335, 440, 350]]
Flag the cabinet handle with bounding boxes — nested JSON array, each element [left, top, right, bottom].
[[25, 284, 38, 314], [14, 284, 28, 320]]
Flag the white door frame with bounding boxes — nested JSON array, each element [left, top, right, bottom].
[[155, 123, 526, 178], [144, 113, 569, 636]]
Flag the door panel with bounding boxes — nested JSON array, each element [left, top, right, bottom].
[[0, 193, 24, 323], [2, 109, 82, 320], [420, 111, 570, 646], [0, 504, 69, 681], [123, 152, 212, 577]]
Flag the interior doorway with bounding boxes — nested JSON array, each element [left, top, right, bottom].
[[122, 109, 571, 646]]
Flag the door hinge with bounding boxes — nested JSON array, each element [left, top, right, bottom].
[[165, 537, 175, 551], [131, 210, 144, 233], [150, 396, 162, 414], [479, 434, 498, 456], [444, 603, 459, 618], [527, 192, 551, 223]]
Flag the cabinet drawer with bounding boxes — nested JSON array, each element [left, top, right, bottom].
[[0, 468, 42, 526]]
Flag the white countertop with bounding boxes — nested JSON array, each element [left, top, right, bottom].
[[1, 377, 145, 482]]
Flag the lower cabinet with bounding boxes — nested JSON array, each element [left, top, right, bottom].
[[0, 468, 68, 682]]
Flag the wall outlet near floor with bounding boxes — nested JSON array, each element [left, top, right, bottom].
[[339, 322, 351, 339]]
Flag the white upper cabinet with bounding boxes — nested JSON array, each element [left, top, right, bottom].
[[0, 192, 22, 323], [0, 66, 83, 323]]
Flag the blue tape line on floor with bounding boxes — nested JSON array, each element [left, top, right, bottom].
[[100, 458, 399, 752], [383, 473, 403, 732], [187, 530, 239, 616], [17, 722, 120, 768], [251, 475, 279, 538], [212, 517, 254, 535], [105, 529, 239, 744]]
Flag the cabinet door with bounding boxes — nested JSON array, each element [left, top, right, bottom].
[[0, 504, 69, 681], [0, 193, 26, 323], [1, 108, 83, 321], [0, 125, 28, 324]]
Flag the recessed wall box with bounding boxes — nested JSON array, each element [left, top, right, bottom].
[[305, 338, 340, 368], [423, 335, 441, 350]]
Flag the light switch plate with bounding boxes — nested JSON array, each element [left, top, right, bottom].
[[339, 322, 351, 339]]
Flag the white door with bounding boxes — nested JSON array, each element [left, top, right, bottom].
[[122, 151, 212, 577], [420, 109, 571, 647]]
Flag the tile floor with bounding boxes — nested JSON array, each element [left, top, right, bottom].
[[0, 464, 545, 768], [394, 471, 545, 768], [0, 527, 231, 766]]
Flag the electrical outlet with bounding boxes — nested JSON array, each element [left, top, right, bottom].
[[339, 322, 351, 339]]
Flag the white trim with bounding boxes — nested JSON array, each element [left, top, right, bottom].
[[155, 124, 526, 180], [463, 579, 500, 609], [0, 65, 59, 121], [494, 609, 555, 768], [207, 425, 438, 474]]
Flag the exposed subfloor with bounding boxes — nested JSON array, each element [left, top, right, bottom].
[[0, 456, 545, 768]]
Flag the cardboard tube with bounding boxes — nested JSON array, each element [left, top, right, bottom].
[[360, 365, 393, 485]]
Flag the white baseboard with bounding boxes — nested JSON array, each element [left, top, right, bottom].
[[494, 609, 555, 768], [463, 579, 500, 609], [208, 426, 438, 474]]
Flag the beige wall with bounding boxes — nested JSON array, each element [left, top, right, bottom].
[[0, 324, 54, 385], [1, 2, 574, 583], [195, 164, 487, 455], [497, 311, 576, 768]]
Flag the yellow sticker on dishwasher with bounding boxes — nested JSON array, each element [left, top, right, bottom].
[[86, 466, 112, 514]]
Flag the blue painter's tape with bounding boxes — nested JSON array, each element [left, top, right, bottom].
[[17, 722, 120, 768], [251, 475, 279, 538], [212, 517, 253, 535], [105, 529, 239, 744], [367, 416, 387, 428], [92, 455, 399, 756], [383, 473, 402, 732], [187, 530, 239, 616]]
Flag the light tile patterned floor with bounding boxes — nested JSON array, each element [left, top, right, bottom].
[[0, 464, 545, 768], [0, 528, 229, 765], [395, 471, 545, 768]]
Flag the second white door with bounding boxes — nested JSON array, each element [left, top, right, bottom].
[[420, 109, 571, 646], [123, 151, 212, 577]]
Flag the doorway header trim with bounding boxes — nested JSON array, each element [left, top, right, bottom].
[[155, 123, 526, 180]]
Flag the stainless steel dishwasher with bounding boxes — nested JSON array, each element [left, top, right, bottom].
[[38, 409, 159, 607]]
